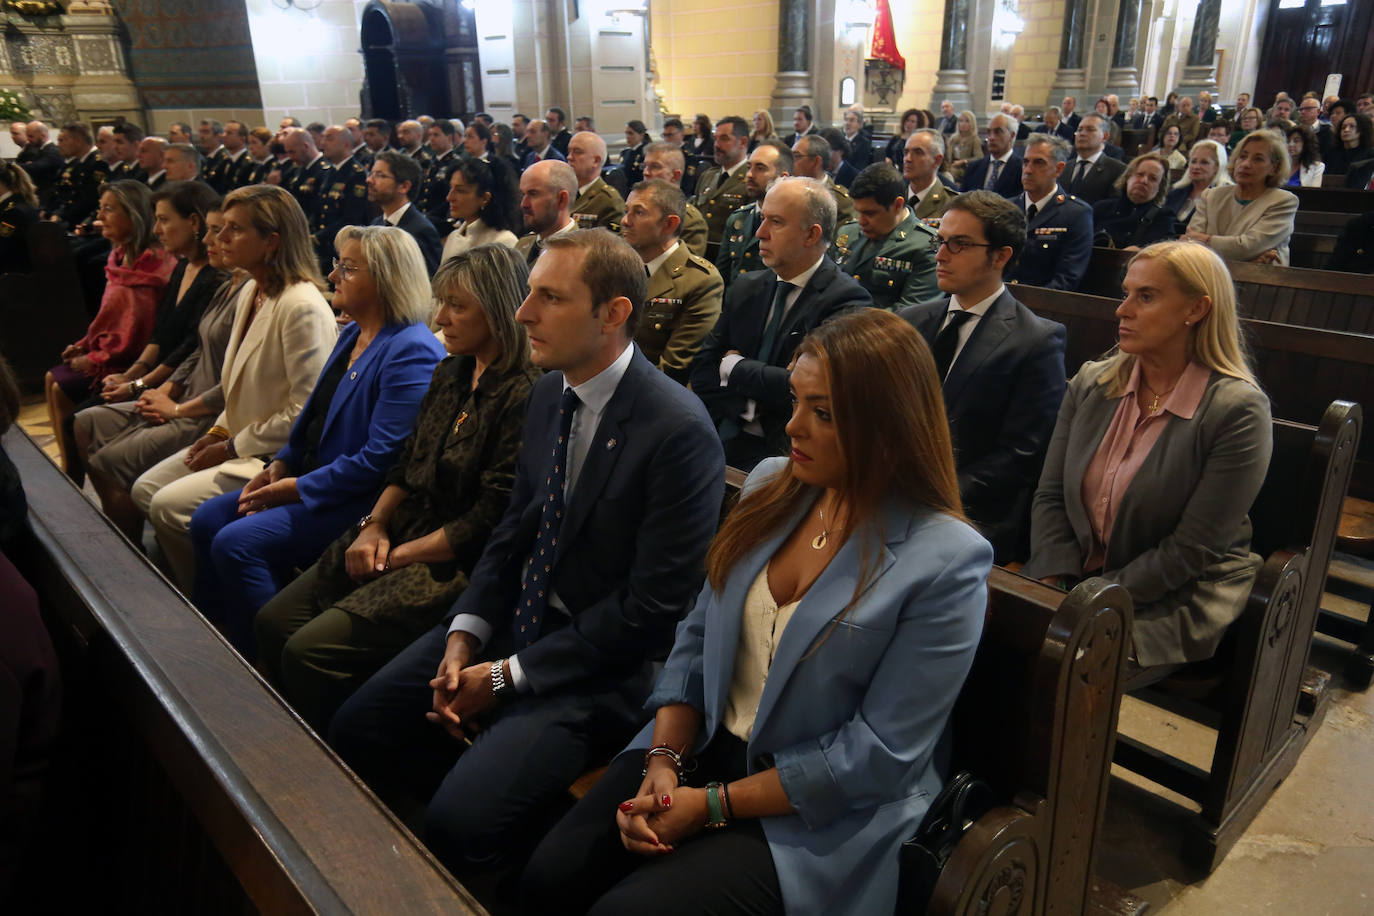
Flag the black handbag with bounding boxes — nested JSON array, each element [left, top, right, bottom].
[[895, 771, 997, 915]]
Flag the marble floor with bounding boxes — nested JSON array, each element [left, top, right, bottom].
[[12, 399, 1374, 914]]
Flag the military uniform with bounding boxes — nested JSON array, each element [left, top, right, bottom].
[[570, 177, 626, 232], [715, 201, 762, 288], [17, 141, 64, 206], [352, 145, 375, 171], [681, 203, 708, 257], [822, 174, 857, 235], [44, 150, 109, 226], [402, 146, 432, 170], [224, 150, 256, 190], [419, 149, 460, 234], [635, 242, 725, 383], [314, 155, 372, 269], [286, 155, 333, 225], [202, 146, 232, 193], [693, 163, 748, 261], [514, 221, 578, 266], [910, 181, 959, 221], [831, 209, 939, 311], [108, 159, 147, 183], [1007, 187, 1093, 291]]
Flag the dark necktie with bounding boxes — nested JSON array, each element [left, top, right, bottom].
[[1072, 160, 1089, 189], [985, 159, 1003, 189], [757, 280, 792, 365], [513, 387, 580, 648], [931, 310, 975, 380], [526, 240, 540, 266], [1027, 203, 1039, 222]]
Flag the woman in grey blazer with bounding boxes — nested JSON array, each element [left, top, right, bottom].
[[1023, 241, 1273, 686]]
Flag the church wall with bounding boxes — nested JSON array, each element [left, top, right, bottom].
[[1003, 0, 1066, 110], [649, 0, 779, 120], [237, 0, 366, 131], [886, 0, 948, 120]]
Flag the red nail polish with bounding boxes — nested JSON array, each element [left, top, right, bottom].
[[618, 801, 634, 812], [661, 794, 672, 808]]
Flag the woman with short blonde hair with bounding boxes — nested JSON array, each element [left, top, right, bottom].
[[945, 110, 983, 183], [1186, 131, 1297, 263], [334, 224, 434, 326]]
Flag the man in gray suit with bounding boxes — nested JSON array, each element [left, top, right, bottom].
[[898, 191, 1066, 561]]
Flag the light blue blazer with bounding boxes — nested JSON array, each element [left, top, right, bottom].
[[635, 457, 992, 915]]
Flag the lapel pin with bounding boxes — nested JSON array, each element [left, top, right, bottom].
[[606, 438, 617, 449]]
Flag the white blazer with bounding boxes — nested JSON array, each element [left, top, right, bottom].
[[439, 217, 518, 264], [212, 279, 337, 478]]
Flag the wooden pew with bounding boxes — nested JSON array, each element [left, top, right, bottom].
[[0, 221, 89, 393], [4, 427, 486, 914], [1292, 187, 1374, 214]]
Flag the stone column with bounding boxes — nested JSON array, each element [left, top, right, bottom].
[[1105, 0, 1142, 101], [931, 0, 973, 113], [1048, 0, 1091, 109], [1177, 0, 1222, 97], [770, 0, 814, 122]]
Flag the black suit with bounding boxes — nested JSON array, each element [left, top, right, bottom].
[[960, 154, 1024, 197], [1092, 195, 1178, 249], [1065, 153, 1126, 203], [1345, 158, 1374, 189], [688, 257, 871, 466], [330, 347, 724, 871], [551, 128, 572, 157], [899, 291, 1067, 560], [17, 142, 63, 205], [833, 159, 859, 189], [372, 205, 442, 275]]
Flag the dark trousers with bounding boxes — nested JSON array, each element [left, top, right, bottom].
[[521, 734, 783, 916], [328, 622, 647, 874]]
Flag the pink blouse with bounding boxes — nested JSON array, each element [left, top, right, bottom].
[[1080, 360, 1211, 572], [77, 247, 176, 381]]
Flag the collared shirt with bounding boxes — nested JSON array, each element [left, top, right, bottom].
[[304, 152, 324, 170], [146, 170, 166, 185], [449, 342, 638, 689], [939, 284, 1004, 370], [1080, 360, 1211, 571], [644, 239, 680, 278], [909, 177, 937, 206], [576, 178, 597, 199], [1027, 188, 1057, 216], [383, 200, 412, 226], [229, 147, 248, 162], [717, 159, 745, 188]]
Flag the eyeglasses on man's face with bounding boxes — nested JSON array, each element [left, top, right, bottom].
[[929, 236, 994, 255]]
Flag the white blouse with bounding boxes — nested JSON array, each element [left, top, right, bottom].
[[724, 565, 801, 741], [439, 217, 519, 264]]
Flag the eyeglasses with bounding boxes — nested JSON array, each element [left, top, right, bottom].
[[929, 236, 995, 255], [332, 259, 367, 280]]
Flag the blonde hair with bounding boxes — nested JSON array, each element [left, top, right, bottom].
[[1171, 140, 1234, 190], [751, 109, 777, 139], [1230, 130, 1291, 188], [221, 184, 323, 297], [1097, 240, 1259, 397], [334, 225, 434, 326]]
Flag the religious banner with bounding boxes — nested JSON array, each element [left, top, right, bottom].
[[869, 0, 905, 70]]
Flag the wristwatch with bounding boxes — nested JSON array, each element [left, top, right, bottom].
[[356, 513, 375, 532], [490, 660, 513, 698], [130, 378, 146, 396]]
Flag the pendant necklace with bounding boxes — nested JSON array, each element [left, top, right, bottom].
[[1143, 379, 1178, 413], [812, 503, 829, 550]]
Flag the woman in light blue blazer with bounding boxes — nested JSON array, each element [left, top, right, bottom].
[[523, 309, 992, 916], [189, 225, 444, 655]]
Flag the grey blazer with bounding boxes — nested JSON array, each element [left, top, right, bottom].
[[1022, 360, 1273, 666]]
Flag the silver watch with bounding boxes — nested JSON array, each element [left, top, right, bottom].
[[490, 660, 512, 697]]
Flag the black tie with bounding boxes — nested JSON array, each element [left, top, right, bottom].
[[1027, 203, 1038, 222], [513, 387, 580, 648], [526, 240, 540, 266], [931, 311, 975, 380], [1072, 160, 1089, 189], [758, 280, 791, 364]]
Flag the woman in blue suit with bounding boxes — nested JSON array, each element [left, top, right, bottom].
[[189, 225, 444, 655], [523, 309, 993, 916]]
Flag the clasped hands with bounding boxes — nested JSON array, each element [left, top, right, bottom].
[[343, 522, 419, 583], [237, 460, 300, 515], [615, 761, 708, 856], [426, 633, 499, 742], [60, 342, 92, 375]]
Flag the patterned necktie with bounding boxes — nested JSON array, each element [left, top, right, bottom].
[[931, 310, 975, 380], [513, 386, 580, 648], [985, 158, 1003, 189], [757, 279, 792, 365]]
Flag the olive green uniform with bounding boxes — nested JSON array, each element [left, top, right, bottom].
[[911, 182, 959, 220], [831, 209, 939, 311], [715, 201, 762, 290], [693, 163, 748, 261], [635, 242, 724, 383], [570, 177, 625, 232]]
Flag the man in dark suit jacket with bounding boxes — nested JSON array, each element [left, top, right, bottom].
[[960, 114, 1022, 197], [330, 229, 724, 873], [1007, 135, 1093, 290], [546, 107, 573, 157], [1066, 114, 1127, 203], [899, 190, 1066, 561], [689, 176, 872, 469], [367, 150, 442, 274], [1345, 157, 1374, 190], [16, 122, 64, 206]]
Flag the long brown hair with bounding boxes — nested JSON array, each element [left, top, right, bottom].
[[706, 309, 964, 609]]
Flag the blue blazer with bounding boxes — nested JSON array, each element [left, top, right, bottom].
[[637, 457, 992, 916], [960, 153, 1023, 196], [275, 321, 444, 512]]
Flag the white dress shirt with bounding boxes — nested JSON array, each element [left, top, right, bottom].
[[939, 284, 1004, 373]]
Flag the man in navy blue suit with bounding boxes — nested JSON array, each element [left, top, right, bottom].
[[1006, 134, 1093, 291], [330, 228, 725, 874], [960, 113, 1023, 197], [367, 151, 442, 274], [898, 191, 1066, 561], [688, 176, 871, 469]]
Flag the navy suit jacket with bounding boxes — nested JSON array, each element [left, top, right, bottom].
[[960, 153, 1024, 197], [523, 147, 568, 171], [449, 347, 725, 695], [372, 206, 442, 275], [689, 257, 872, 454], [1066, 154, 1126, 204], [899, 291, 1067, 561], [1007, 186, 1094, 290], [834, 160, 860, 189]]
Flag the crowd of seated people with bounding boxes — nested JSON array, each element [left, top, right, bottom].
[[3, 80, 1373, 912]]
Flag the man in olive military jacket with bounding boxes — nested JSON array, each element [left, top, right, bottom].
[[903, 129, 959, 220], [621, 179, 724, 382], [567, 131, 625, 232], [832, 163, 938, 310], [640, 142, 709, 257], [693, 115, 750, 261], [716, 139, 793, 288]]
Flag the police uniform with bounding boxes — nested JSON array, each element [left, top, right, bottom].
[[619, 142, 647, 186], [202, 146, 232, 193], [715, 201, 762, 289], [352, 145, 375, 171], [108, 160, 147, 183], [823, 174, 857, 236], [287, 154, 333, 225], [680, 152, 703, 199], [314, 155, 372, 269], [910, 181, 959, 221], [1006, 186, 1093, 291], [570, 176, 626, 232], [224, 150, 256, 190], [402, 145, 433, 171], [831, 209, 939, 311], [0, 193, 39, 274], [635, 241, 724, 383], [44, 149, 109, 226], [419, 149, 460, 234], [267, 157, 298, 190], [693, 163, 747, 261]]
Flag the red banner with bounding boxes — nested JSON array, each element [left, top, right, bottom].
[[870, 0, 906, 70]]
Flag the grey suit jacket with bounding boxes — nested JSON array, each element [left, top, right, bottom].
[[1022, 360, 1273, 666]]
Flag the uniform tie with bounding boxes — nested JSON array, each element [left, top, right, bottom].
[[513, 387, 580, 648]]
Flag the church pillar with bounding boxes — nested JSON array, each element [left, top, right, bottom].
[[1176, 0, 1221, 98], [931, 0, 974, 114], [1105, 0, 1143, 101], [1048, 0, 1092, 108], [770, 0, 815, 122]]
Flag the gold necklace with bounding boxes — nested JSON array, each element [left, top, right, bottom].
[[812, 504, 829, 550], [1142, 378, 1179, 413]]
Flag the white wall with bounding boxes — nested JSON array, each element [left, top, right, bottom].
[[242, 0, 368, 128]]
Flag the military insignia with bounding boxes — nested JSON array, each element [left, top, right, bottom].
[[353, 185, 367, 197], [0, 223, 12, 237], [605, 438, 616, 449], [649, 297, 683, 306], [1056, 194, 1065, 203], [1035, 227, 1066, 235]]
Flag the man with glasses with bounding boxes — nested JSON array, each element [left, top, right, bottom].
[[1296, 97, 1333, 156], [367, 151, 442, 274], [897, 190, 1065, 562], [960, 113, 1022, 197]]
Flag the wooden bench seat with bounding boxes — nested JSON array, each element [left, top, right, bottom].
[[0, 222, 90, 394]]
